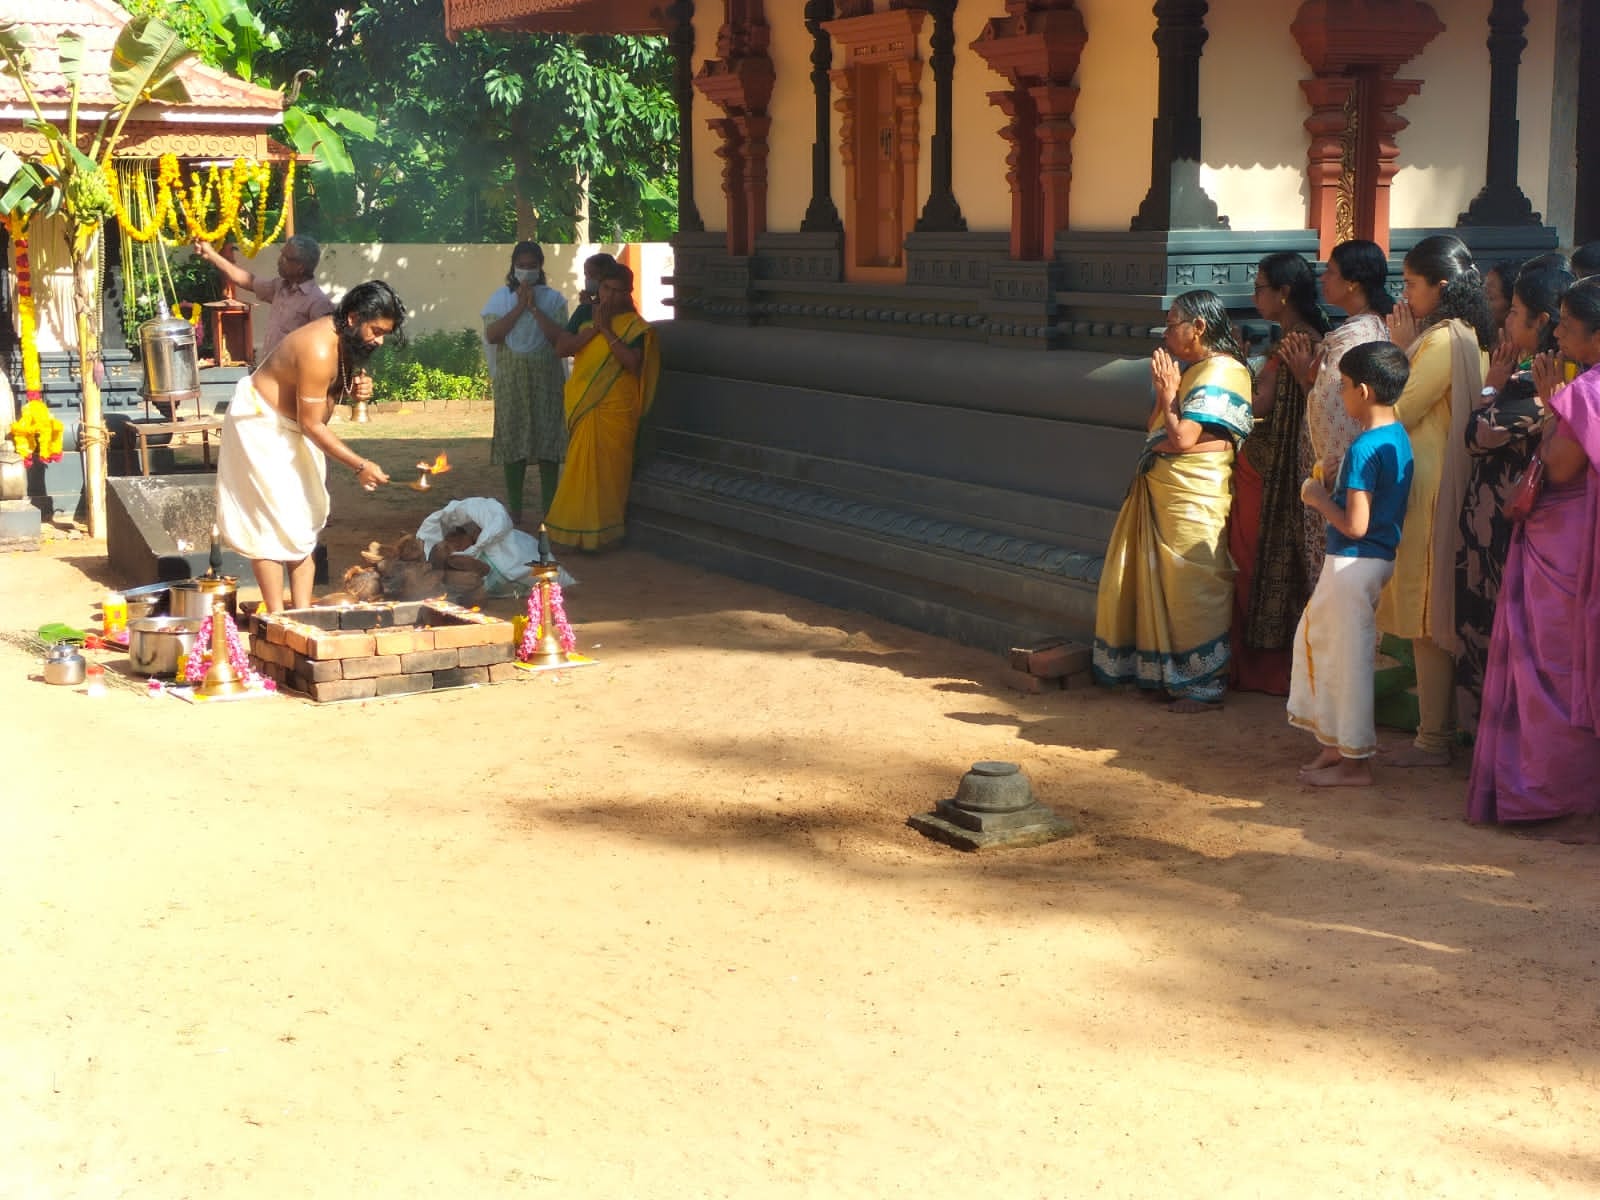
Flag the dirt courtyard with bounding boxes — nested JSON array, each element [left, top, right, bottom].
[[4, 406, 1598, 1198]]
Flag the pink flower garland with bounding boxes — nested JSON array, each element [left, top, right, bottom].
[[518, 580, 577, 661], [182, 612, 273, 690]]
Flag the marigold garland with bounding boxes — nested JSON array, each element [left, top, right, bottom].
[[8, 399, 64, 464], [104, 153, 297, 253]]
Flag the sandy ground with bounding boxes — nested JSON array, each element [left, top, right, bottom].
[[4, 405, 1599, 1199]]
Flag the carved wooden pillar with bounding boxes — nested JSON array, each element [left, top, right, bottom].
[[801, 0, 844, 233], [1459, 0, 1540, 226], [667, 0, 704, 234], [826, 6, 927, 282], [972, 1, 1088, 259], [1291, 0, 1442, 259], [1130, 0, 1226, 232], [912, 0, 967, 233], [694, 2, 775, 256]]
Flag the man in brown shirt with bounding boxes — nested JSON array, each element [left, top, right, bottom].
[[192, 234, 336, 359]]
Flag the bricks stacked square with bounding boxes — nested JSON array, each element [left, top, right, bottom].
[[248, 601, 522, 702]]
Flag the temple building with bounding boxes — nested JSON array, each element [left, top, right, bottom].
[[369, 4, 1600, 645]]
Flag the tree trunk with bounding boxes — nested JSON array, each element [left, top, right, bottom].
[[72, 225, 105, 538], [573, 164, 591, 245], [509, 138, 540, 241]]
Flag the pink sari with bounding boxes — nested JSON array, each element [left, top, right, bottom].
[[1467, 364, 1600, 822]]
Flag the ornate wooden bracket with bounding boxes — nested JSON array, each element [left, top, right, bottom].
[[1291, 0, 1443, 258], [694, 2, 775, 256], [972, 1, 1088, 260], [825, 6, 927, 282]]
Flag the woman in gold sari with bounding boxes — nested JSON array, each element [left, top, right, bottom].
[[531, 264, 661, 550], [1094, 289, 1254, 711]]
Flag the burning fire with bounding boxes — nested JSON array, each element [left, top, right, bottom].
[[417, 452, 451, 475]]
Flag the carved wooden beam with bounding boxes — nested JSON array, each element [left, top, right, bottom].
[[694, 1, 775, 256]]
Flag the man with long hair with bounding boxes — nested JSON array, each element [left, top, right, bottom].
[[215, 281, 406, 611]]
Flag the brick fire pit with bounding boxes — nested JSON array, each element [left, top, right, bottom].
[[248, 600, 521, 702]]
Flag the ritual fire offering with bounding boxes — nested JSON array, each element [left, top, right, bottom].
[[409, 452, 452, 491]]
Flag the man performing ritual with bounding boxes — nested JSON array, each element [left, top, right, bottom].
[[214, 281, 405, 613], [192, 234, 335, 358]]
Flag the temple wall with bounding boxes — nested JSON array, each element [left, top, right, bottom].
[[690, 5, 723, 235], [1197, 0, 1310, 232], [1067, 0, 1158, 231], [765, 15, 814, 233], [949, 4, 1014, 233], [1390, 0, 1494, 229]]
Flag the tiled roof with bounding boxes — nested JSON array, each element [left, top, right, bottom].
[[0, 0, 282, 115], [443, 0, 667, 38]]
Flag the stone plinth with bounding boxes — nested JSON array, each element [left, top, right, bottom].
[[248, 600, 523, 702], [908, 760, 1074, 851], [0, 498, 42, 551]]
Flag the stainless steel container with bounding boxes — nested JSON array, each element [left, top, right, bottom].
[[127, 616, 204, 677], [42, 643, 86, 685], [137, 314, 201, 409], [169, 576, 238, 619]]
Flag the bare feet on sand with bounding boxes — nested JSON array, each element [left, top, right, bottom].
[[1298, 757, 1374, 788], [1381, 743, 1451, 768], [1301, 747, 1343, 773]]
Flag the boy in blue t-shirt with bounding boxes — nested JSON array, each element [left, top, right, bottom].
[[1288, 341, 1415, 787]]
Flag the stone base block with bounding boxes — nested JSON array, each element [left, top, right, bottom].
[[908, 799, 1074, 851]]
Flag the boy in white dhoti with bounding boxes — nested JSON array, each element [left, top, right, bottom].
[[1289, 341, 1415, 787], [216, 281, 406, 612]]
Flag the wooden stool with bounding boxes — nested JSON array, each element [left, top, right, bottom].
[[123, 391, 224, 477], [204, 301, 254, 367]]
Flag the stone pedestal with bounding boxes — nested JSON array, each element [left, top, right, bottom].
[[0, 498, 42, 551], [909, 760, 1074, 851]]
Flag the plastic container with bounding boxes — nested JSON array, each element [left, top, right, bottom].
[[102, 593, 128, 637], [85, 663, 106, 697]]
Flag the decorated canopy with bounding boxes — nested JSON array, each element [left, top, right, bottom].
[[0, 0, 286, 162]]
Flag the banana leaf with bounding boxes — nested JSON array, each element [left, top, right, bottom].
[[56, 30, 84, 87], [109, 17, 192, 107]]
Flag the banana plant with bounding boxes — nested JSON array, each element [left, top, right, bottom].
[[0, 16, 192, 538]]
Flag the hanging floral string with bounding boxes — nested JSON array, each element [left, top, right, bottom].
[[5, 212, 42, 402], [181, 611, 273, 691], [518, 579, 577, 660], [103, 153, 296, 252]]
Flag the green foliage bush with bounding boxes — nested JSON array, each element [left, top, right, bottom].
[[366, 329, 489, 405]]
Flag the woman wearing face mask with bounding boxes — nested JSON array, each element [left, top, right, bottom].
[[482, 242, 570, 522]]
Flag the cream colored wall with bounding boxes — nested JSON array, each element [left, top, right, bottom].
[[690, 6, 723, 235], [1517, 0, 1555, 223], [1390, 0, 1492, 229], [950, 5, 1013, 232], [1069, 0, 1158, 231], [1198, 0, 1308, 230], [766, 14, 814, 231], [229, 243, 671, 356]]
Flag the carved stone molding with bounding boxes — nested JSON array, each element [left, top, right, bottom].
[[972, 1, 1088, 259], [1291, 0, 1443, 257], [825, 6, 927, 283], [694, 2, 775, 256]]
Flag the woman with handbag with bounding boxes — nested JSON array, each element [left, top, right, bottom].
[[1468, 276, 1600, 833], [1455, 266, 1574, 728]]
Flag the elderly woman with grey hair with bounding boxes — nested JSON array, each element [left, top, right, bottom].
[[193, 233, 336, 359]]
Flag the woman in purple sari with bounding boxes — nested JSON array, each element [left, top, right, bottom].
[[1468, 277, 1600, 833]]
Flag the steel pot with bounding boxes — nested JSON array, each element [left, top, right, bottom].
[[127, 616, 204, 677], [169, 576, 238, 620], [43, 643, 86, 686]]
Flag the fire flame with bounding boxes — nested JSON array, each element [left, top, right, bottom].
[[417, 452, 451, 475]]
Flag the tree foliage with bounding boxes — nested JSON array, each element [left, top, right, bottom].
[[121, 0, 678, 244]]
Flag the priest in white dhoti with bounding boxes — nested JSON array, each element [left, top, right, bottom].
[[215, 281, 407, 612]]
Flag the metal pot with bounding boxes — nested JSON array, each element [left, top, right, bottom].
[[169, 576, 238, 619], [137, 314, 201, 409], [42, 643, 86, 686], [127, 616, 204, 677]]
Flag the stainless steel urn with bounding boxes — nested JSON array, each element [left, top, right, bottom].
[[137, 314, 201, 409]]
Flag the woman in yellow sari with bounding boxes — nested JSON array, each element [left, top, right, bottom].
[[531, 264, 661, 550], [1094, 289, 1255, 711]]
